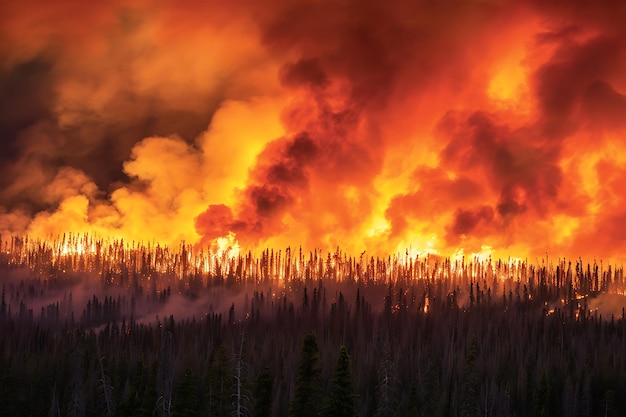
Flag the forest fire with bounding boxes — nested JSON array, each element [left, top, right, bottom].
[[2, 233, 625, 297], [2, 232, 626, 414], [3, 0, 626, 415]]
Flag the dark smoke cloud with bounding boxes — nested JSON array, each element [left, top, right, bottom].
[[382, 7, 626, 255], [449, 206, 495, 237], [0, 2, 249, 211], [440, 111, 562, 216]]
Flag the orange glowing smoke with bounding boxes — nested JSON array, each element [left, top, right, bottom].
[[1, 1, 626, 261]]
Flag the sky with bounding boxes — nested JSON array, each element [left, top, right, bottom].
[[1, 0, 626, 261]]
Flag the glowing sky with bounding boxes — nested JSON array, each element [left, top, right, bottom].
[[1, 0, 626, 260]]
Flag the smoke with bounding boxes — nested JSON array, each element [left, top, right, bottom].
[[2, 0, 626, 260], [587, 293, 626, 319]]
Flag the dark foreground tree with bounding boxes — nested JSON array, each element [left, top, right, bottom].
[[374, 344, 400, 417], [172, 367, 199, 417], [323, 345, 356, 417], [156, 331, 175, 417], [254, 367, 273, 417], [289, 333, 322, 417], [207, 344, 233, 417], [461, 336, 479, 417], [67, 348, 85, 417]]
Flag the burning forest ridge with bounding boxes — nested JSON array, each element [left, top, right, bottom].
[[2, 1, 626, 261], [1, 233, 625, 326], [2, 232, 626, 415]]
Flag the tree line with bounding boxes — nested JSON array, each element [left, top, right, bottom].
[[0, 274, 625, 415], [1, 236, 626, 416]]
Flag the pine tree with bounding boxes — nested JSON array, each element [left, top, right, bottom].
[[421, 360, 441, 417], [323, 345, 356, 417], [67, 348, 85, 417], [407, 382, 420, 417], [254, 368, 273, 417], [172, 367, 199, 417], [141, 360, 159, 417], [119, 356, 147, 416], [156, 331, 175, 417], [374, 344, 399, 417], [534, 371, 550, 417], [461, 337, 479, 417], [207, 344, 233, 417], [0, 285, 6, 319], [289, 333, 322, 417]]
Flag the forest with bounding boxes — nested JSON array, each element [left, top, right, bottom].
[[1, 234, 626, 416]]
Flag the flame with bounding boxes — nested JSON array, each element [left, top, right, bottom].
[[212, 232, 241, 260]]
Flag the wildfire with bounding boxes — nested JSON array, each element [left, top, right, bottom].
[[212, 232, 241, 260], [1, 233, 623, 295], [58, 235, 94, 257], [0, 1, 626, 263]]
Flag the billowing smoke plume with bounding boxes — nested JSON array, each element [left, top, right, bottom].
[[2, 0, 626, 260]]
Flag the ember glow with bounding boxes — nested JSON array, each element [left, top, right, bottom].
[[2, 1, 626, 261], [3, 233, 625, 296]]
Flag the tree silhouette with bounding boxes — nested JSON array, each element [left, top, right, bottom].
[[323, 345, 356, 417], [141, 360, 159, 417], [233, 332, 250, 417], [534, 371, 550, 417], [461, 336, 479, 417], [253, 368, 273, 417], [374, 344, 399, 417], [118, 356, 147, 416], [67, 348, 85, 417], [97, 355, 116, 416], [156, 331, 175, 417], [172, 367, 199, 417], [289, 333, 322, 417], [207, 344, 233, 417]]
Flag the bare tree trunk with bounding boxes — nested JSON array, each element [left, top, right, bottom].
[[233, 331, 249, 417], [98, 355, 116, 416]]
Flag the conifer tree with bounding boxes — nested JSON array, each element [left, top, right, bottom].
[[207, 344, 233, 417], [461, 336, 479, 417], [141, 360, 159, 417], [534, 371, 550, 417], [374, 344, 399, 417], [253, 367, 273, 417], [289, 333, 322, 417], [119, 356, 147, 416], [67, 348, 85, 417], [323, 345, 356, 417], [173, 367, 199, 417], [156, 331, 175, 417]]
